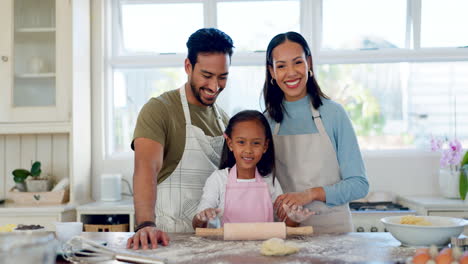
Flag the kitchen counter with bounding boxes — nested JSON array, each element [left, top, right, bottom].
[[66, 232, 415, 264], [398, 196, 468, 211]]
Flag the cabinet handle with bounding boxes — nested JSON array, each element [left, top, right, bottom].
[[1, 56, 8, 62]]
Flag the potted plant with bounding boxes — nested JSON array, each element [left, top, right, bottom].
[[431, 137, 463, 198], [459, 151, 468, 200], [12, 161, 51, 192]]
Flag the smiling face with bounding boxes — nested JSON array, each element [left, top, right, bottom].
[[185, 52, 229, 106], [226, 120, 269, 175], [268, 40, 312, 102]]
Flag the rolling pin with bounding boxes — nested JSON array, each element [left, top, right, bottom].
[[195, 222, 313, 240]]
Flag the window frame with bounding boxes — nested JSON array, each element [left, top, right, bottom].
[[100, 0, 468, 160]]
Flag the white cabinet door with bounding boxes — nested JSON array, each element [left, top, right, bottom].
[[0, 0, 13, 121], [0, 0, 69, 123]]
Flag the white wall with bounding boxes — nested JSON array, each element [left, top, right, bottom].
[[363, 150, 441, 197], [0, 134, 69, 200], [88, 150, 443, 201]]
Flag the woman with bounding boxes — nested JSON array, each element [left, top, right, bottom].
[[263, 32, 369, 234]]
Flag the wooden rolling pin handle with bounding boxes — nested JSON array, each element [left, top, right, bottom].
[[195, 227, 224, 237], [286, 226, 313, 236]]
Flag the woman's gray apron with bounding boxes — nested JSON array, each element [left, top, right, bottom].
[[273, 102, 353, 234]]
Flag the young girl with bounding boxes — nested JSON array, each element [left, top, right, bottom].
[[192, 110, 312, 228]]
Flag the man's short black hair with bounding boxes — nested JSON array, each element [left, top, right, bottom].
[[186, 28, 234, 68]]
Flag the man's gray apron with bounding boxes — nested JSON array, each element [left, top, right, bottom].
[[273, 102, 353, 234], [156, 86, 225, 232]]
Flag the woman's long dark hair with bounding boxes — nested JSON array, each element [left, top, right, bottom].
[[219, 110, 275, 181], [263, 31, 329, 123]]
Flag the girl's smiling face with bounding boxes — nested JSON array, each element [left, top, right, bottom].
[[268, 40, 312, 102], [226, 120, 269, 175]]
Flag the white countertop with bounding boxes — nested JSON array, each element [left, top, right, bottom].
[[0, 202, 76, 213], [398, 195, 468, 210], [76, 198, 134, 213]]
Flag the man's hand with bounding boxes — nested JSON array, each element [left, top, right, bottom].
[[126, 226, 170, 250]]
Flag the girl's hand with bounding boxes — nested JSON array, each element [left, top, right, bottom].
[[196, 208, 222, 222], [282, 204, 315, 223]]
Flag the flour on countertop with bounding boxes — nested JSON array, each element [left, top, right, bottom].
[[107, 233, 415, 264]]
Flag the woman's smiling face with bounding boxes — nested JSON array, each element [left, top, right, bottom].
[[269, 40, 311, 102]]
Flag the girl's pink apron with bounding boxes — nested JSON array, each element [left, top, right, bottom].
[[222, 165, 274, 225]]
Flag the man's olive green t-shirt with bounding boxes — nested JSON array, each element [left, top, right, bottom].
[[132, 89, 229, 184]]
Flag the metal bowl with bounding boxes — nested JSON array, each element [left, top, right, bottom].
[[381, 215, 467, 247], [0, 232, 57, 264]]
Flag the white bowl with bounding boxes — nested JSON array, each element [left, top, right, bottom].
[[381, 215, 467, 247]]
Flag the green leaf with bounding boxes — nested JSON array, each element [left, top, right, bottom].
[[12, 169, 30, 178], [13, 176, 26, 183], [460, 170, 467, 200], [30, 161, 41, 177]]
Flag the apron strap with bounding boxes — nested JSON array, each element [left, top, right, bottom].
[[212, 103, 226, 132], [273, 99, 326, 136], [273, 122, 280, 135], [179, 86, 192, 125], [310, 107, 326, 136]]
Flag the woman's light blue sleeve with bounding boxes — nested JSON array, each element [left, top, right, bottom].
[[323, 104, 369, 206]]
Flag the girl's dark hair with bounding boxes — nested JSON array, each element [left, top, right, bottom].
[[187, 28, 234, 69], [219, 110, 275, 181], [263, 31, 329, 123]]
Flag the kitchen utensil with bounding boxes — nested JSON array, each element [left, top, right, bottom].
[[54, 222, 83, 243], [62, 236, 166, 264], [195, 222, 313, 240], [29, 56, 46, 73], [451, 236, 468, 250], [207, 216, 221, 228], [0, 232, 57, 264], [381, 215, 467, 247], [100, 173, 122, 201]]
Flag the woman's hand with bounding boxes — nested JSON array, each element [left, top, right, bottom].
[[126, 226, 170, 250], [274, 188, 323, 220], [282, 203, 315, 222]]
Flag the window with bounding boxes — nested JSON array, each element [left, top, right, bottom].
[[117, 2, 204, 54], [105, 0, 468, 156], [322, 0, 407, 50], [421, 0, 468, 48], [217, 1, 300, 52]]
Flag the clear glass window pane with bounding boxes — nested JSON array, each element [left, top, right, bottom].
[[322, 0, 407, 50], [217, 66, 265, 116], [316, 62, 468, 149], [111, 68, 186, 154], [217, 1, 300, 52], [421, 0, 468, 48], [119, 2, 203, 54]]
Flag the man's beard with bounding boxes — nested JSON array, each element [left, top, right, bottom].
[[190, 80, 221, 106]]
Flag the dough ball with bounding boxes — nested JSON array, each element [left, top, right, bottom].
[[260, 238, 299, 256]]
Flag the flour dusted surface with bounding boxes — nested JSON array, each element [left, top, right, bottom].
[[86, 232, 415, 264]]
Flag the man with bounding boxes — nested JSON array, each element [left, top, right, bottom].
[[126, 28, 234, 250]]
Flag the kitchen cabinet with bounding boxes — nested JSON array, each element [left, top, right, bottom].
[[398, 195, 468, 234], [0, 0, 68, 124], [0, 204, 75, 231], [0, 0, 91, 224], [76, 199, 135, 232]]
